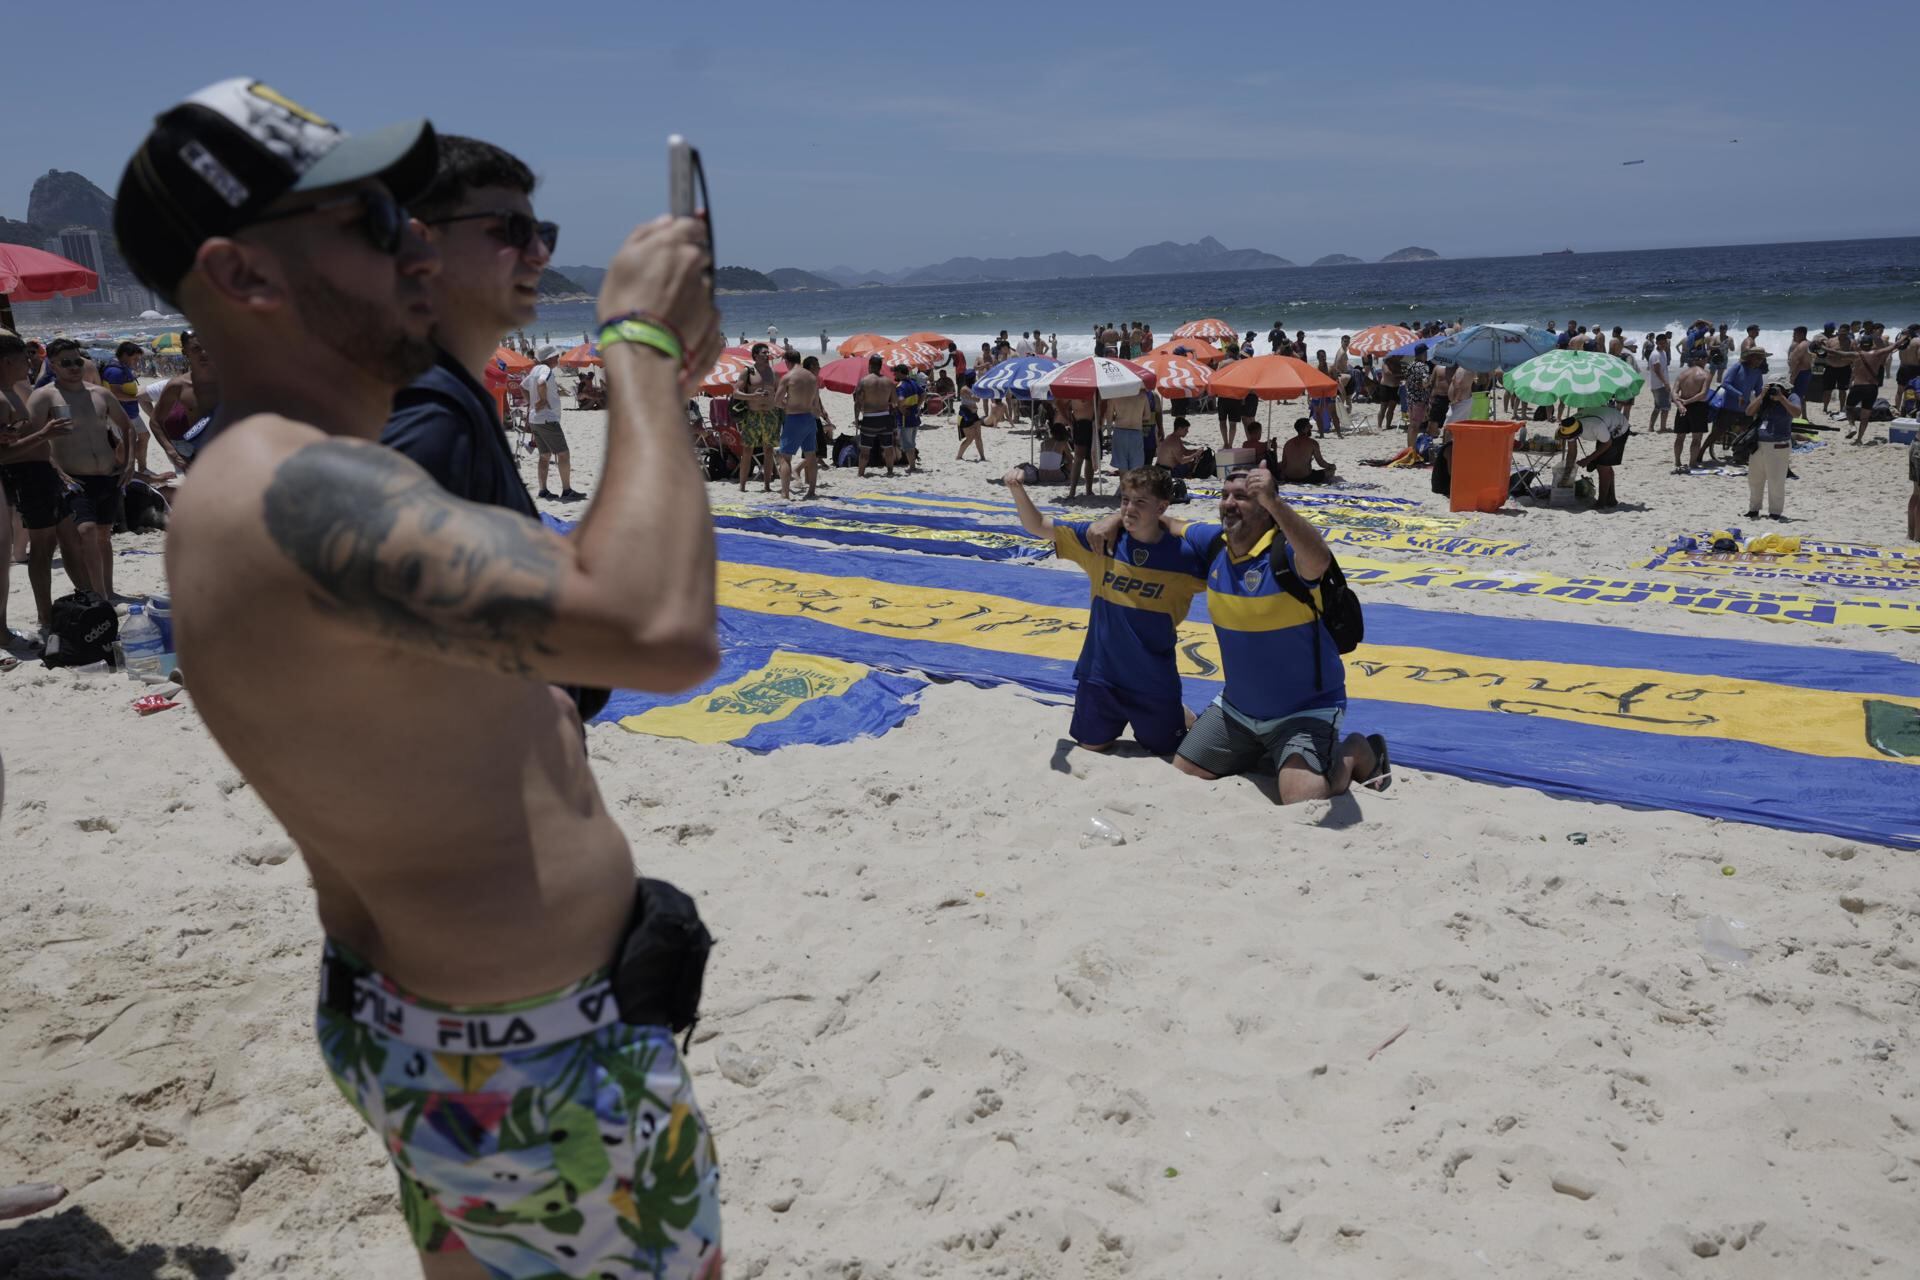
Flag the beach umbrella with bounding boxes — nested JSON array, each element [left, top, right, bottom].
[[969, 355, 1060, 399], [872, 340, 943, 371], [701, 349, 791, 395], [149, 331, 188, 353], [901, 331, 952, 347], [493, 345, 534, 372], [0, 243, 99, 330], [558, 341, 602, 368], [817, 355, 894, 394], [1172, 318, 1235, 341], [1207, 354, 1338, 402], [1348, 324, 1419, 357], [1030, 356, 1156, 402], [836, 332, 892, 358], [1132, 351, 1213, 400], [1502, 350, 1644, 408], [1426, 323, 1559, 373], [1146, 338, 1222, 366]]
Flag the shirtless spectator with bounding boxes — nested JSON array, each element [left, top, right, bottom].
[[1155, 416, 1201, 477], [773, 355, 828, 501], [1446, 361, 1474, 424], [1673, 353, 1712, 471], [854, 353, 899, 477], [1332, 336, 1352, 411], [1787, 326, 1814, 409], [733, 343, 780, 492], [31, 339, 134, 598], [1279, 418, 1336, 483], [1740, 324, 1763, 358], [149, 329, 216, 469], [1374, 353, 1403, 434], [114, 78, 723, 1276], [3, 334, 80, 647], [1837, 327, 1896, 444]]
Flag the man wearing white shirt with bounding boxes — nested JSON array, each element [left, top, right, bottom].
[[1646, 333, 1673, 433], [1015, 331, 1033, 358], [524, 345, 581, 501]]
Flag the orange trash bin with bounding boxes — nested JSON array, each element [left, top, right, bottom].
[[1447, 420, 1522, 513]]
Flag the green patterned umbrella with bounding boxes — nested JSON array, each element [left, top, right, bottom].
[[1501, 350, 1645, 408]]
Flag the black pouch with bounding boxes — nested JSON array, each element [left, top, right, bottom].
[[612, 878, 713, 1048]]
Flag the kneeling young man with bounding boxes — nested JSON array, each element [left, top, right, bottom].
[[1173, 467, 1389, 802], [1005, 464, 1205, 754]]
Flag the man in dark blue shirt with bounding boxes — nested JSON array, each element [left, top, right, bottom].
[[378, 135, 606, 718]]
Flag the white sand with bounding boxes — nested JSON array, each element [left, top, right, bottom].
[[3, 380, 1918, 1278]]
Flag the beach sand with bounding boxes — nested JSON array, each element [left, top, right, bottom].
[[3, 381, 1918, 1278]]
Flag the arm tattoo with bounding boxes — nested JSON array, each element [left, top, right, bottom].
[[263, 440, 564, 677]]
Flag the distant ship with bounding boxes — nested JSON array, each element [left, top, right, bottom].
[[1543, 248, 1575, 255], [1621, 159, 1645, 166]]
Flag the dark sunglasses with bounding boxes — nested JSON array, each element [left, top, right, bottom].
[[54, 357, 86, 369], [253, 188, 409, 256], [424, 209, 558, 255]]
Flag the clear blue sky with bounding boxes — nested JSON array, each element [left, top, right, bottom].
[[4, 0, 1913, 273]]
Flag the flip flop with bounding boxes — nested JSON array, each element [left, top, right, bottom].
[[134, 694, 179, 716], [1359, 734, 1392, 792]]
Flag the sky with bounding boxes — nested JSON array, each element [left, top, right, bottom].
[[4, 0, 1914, 275]]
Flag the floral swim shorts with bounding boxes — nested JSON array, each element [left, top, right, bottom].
[[315, 941, 723, 1279], [740, 409, 781, 449]]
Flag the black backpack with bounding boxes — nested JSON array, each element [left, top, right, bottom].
[[1206, 533, 1363, 690], [42, 591, 119, 667]]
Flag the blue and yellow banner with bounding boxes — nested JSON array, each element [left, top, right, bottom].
[[709, 503, 1049, 561], [596, 644, 924, 751], [704, 531, 1920, 848], [1646, 531, 1920, 592]]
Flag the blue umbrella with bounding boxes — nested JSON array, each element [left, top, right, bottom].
[[971, 356, 1060, 399], [1426, 323, 1559, 373]]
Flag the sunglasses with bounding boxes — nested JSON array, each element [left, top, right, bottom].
[[424, 209, 559, 255], [54, 358, 86, 369], [253, 187, 410, 256]]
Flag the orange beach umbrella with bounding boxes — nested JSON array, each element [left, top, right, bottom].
[[492, 345, 534, 372], [1207, 354, 1337, 401], [1132, 351, 1213, 399], [900, 331, 952, 347], [558, 342, 602, 368], [1146, 337, 1222, 366], [836, 332, 893, 357], [1172, 318, 1235, 341], [1348, 325, 1419, 357]]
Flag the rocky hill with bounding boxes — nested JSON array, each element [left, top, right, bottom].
[[880, 236, 1294, 286], [537, 268, 581, 295], [767, 267, 841, 291], [1311, 254, 1365, 267], [1379, 246, 1440, 263], [555, 264, 607, 293], [13, 170, 138, 299], [715, 266, 778, 292]]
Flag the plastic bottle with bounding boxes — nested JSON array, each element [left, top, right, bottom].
[[1694, 915, 1752, 967], [1080, 816, 1127, 848], [119, 608, 169, 683], [715, 1042, 773, 1088]]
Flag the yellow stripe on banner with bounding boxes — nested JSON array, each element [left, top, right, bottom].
[[853, 493, 1028, 514], [710, 504, 1041, 553], [618, 649, 867, 744], [1336, 557, 1920, 631], [716, 559, 1920, 765]]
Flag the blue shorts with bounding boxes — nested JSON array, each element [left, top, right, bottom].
[[1110, 429, 1146, 472], [779, 413, 817, 455], [897, 422, 920, 453], [1070, 679, 1186, 755], [1792, 370, 1812, 400]]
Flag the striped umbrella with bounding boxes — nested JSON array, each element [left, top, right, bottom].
[[901, 331, 952, 347], [700, 349, 790, 396], [1030, 356, 1156, 402], [872, 340, 943, 371], [1348, 325, 1420, 356], [836, 332, 892, 357], [1173, 318, 1235, 341], [1146, 337, 1222, 365], [1132, 351, 1212, 400], [1502, 350, 1644, 408], [970, 355, 1059, 399]]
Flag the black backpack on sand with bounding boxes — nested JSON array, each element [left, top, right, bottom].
[[42, 591, 119, 667]]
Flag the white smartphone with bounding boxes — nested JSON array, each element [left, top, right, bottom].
[[668, 135, 694, 218]]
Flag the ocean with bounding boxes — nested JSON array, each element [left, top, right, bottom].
[[531, 236, 1919, 364]]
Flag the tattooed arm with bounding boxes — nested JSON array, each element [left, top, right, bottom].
[[259, 430, 712, 689]]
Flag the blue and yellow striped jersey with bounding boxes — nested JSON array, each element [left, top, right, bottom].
[[1181, 521, 1346, 718], [1052, 522, 1207, 700]]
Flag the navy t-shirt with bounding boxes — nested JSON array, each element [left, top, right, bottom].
[[383, 348, 537, 519]]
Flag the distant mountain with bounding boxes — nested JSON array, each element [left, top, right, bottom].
[[844, 236, 1294, 287], [766, 267, 841, 291], [715, 266, 778, 292], [1380, 246, 1440, 263], [555, 264, 606, 292], [537, 268, 581, 296], [15, 169, 141, 300], [1311, 253, 1365, 267]]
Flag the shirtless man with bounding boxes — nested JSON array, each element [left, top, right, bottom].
[[2, 334, 78, 646], [1787, 326, 1813, 408], [772, 354, 828, 500], [1374, 354, 1402, 434], [733, 343, 780, 492], [1739, 324, 1763, 358], [852, 353, 898, 477], [1279, 418, 1336, 483], [1446, 361, 1474, 424], [148, 330, 216, 470], [1331, 336, 1351, 411], [1672, 353, 1712, 471], [113, 80, 724, 1278], [1837, 327, 1896, 443], [1155, 416, 1200, 476], [30, 339, 135, 598]]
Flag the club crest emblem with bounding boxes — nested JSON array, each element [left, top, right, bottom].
[[1131, 548, 1150, 567], [1242, 565, 1265, 591]]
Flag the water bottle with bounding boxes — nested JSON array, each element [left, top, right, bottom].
[[1080, 815, 1127, 848], [120, 607, 168, 683]]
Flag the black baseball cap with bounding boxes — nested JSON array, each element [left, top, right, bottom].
[[115, 78, 437, 302]]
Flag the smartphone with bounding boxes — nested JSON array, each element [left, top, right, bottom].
[[667, 135, 695, 218]]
